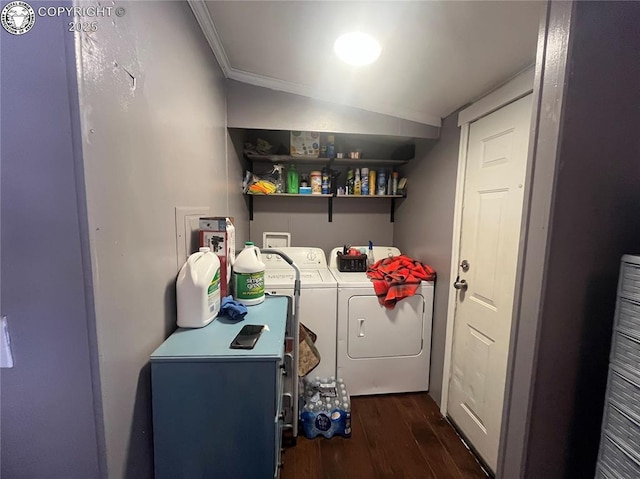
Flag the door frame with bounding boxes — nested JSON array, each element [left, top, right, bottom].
[[440, 67, 535, 417]]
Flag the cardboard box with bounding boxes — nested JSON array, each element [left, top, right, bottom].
[[290, 131, 320, 158], [199, 217, 235, 298]]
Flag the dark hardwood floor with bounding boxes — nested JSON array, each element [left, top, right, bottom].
[[282, 393, 488, 479]]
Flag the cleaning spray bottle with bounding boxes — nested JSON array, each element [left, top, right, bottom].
[[367, 240, 375, 267], [273, 164, 285, 193]]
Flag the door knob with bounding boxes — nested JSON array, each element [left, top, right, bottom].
[[453, 276, 468, 291]]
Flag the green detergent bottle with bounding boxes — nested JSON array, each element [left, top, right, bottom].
[[287, 164, 299, 194]]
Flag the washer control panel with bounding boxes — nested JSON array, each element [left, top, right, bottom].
[[263, 247, 327, 269]]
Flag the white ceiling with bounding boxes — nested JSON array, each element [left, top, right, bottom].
[[195, 1, 544, 127]]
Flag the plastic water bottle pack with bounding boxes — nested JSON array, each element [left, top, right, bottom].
[[300, 376, 351, 439]]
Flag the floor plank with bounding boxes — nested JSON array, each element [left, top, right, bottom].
[[412, 394, 488, 479], [395, 394, 462, 479], [357, 395, 437, 478], [282, 432, 322, 479], [318, 410, 376, 479], [282, 393, 486, 479]]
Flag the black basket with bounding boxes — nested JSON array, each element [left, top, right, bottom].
[[337, 253, 368, 272]]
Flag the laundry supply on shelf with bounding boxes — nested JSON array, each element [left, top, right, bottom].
[[286, 164, 299, 194], [366, 255, 436, 309]]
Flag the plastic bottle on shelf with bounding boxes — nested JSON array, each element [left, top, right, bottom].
[[361, 167, 369, 195], [354, 168, 361, 195], [272, 164, 285, 193], [287, 164, 299, 194], [326, 135, 336, 158]]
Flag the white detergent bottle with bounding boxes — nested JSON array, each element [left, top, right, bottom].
[[232, 241, 265, 306], [177, 247, 221, 328]]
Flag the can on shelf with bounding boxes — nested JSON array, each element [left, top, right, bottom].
[[361, 168, 369, 195], [377, 169, 387, 195], [310, 170, 322, 194], [369, 169, 377, 196]]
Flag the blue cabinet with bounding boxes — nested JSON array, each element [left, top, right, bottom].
[[151, 296, 290, 479]]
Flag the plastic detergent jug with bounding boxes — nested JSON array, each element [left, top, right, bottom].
[[176, 247, 221, 328], [232, 242, 265, 306]]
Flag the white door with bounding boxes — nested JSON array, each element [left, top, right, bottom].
[[447, 94, 532, 472]]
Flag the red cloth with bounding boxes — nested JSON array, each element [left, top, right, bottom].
[[366, 255, 436, 309]]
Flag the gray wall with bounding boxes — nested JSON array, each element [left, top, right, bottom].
[[523, 2, 640, 477], [75, 2, 240, 477], [1, 10, 101, 479], [226, 131, 250, 245], [227, 80, 439, 139], [394, 113, 461, 406], [250, 196, 394, 257]]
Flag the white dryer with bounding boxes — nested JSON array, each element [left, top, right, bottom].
[[329, 246, 434, 396], [263, 247, 337, 379]]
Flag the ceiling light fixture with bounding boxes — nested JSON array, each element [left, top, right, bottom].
[[334, 32, 381, 66]]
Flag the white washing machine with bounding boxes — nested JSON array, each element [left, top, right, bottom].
[[329, 246, 434, 396], [263, 247, 337, 379]]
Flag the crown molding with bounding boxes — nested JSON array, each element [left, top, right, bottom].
[[188, 0, 232, 76], [188, 0, 442, 128]]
